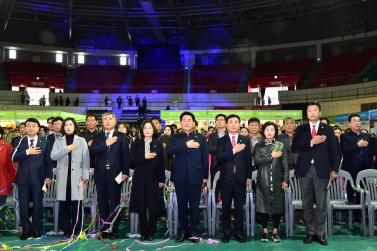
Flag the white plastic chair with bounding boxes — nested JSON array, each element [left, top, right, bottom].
[[6, 184, 20, 231], [210, 171, 251, 236], [41, 168, 58, 233], [82, 168, 97, 231], [124, 169, 135, 234], [327, 170, 366, 236], [355, 169, 377, 237], [287, 170, 328, 237]]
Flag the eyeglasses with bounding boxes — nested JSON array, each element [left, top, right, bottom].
[[216, 119, 225, 122]]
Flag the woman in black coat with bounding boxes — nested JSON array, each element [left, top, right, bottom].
[[255, 121, 289, 243], [129, 120, 165, 241]]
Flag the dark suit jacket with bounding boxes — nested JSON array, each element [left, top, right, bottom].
[[292, 122, 339, 179], [216, 134, 252, 184], [129, 138, 165, 214], [90, 130, 130, 182], [47, 134, 57, 167], [11, 136, 53, 185], [340, 131, 374, 173], [167, 132, 208, 185], [207, 130, 228, 170]]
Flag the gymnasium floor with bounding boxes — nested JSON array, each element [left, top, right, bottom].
[[0, 217, 375, 251]]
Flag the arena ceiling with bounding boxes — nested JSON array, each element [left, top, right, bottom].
[[1, 0, 377, 49]]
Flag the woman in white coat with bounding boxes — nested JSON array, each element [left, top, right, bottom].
[[51, 117, 90, 239]]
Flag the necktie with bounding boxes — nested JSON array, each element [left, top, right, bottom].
[[30, 139, 34, 148], [231, 136, 236, 173], [311, 125, 316, 138], [106, 133, 110, 166], [311, 125, 316, 164]]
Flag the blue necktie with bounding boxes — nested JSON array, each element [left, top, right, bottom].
[[106, 133, 110, 166]]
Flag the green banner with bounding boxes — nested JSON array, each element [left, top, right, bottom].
[[15, 110, 61, 120], [60, 111, 87, 122], [253, 110, 302, 120], [0, 111, 15, 119], [161, 110, 206, 120]]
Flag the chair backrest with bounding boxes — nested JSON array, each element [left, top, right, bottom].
[[212, 171, 220, 191], [86, 168, 96, 200], [6, 184, 18, 203], [45, 168, 57, 202], [250, 170, 258, 192], [328, 170, 353, 201], [289, 170, 301, 201], [129, 169, 134, 177], [164, 170, 171, 203], [356, 169, 377, 201]]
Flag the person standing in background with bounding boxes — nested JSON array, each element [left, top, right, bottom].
[[208, 114, 228, 204], [20, 92, 25, 105], [79, 114, 99, 169]]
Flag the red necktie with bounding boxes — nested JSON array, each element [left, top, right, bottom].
[[311, 125, 316, 138], [311, 125, 316, 164], [30, 139, 34, 148], [231, 136, 236, 173]]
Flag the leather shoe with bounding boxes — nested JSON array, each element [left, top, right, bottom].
[[33, 232, 42, 239], [20, 231, 32, 240], [175, 233, 188, 242], [61, 230, 71, 239], [110, 232, 118, 240], [234, 234, 246, 243], [222, 234, 230, 243], [147, 235, 154, 241], [140, 235, 146, 241], [189, 234, 200, 243], [303, 234, 315, 244], [317, 236, 327, 245]]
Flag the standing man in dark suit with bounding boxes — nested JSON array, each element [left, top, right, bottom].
[[207, 114, 227, 203], [278, 117, 298, 171], [79, 114, 99, 169], [90, 112, 129, 240], [340, 114, 374, 206], [47, 117, 64, 168], [292, 102, 339, 245], [166, 111, 208, 243], [46, 117, 55, 136], [216, 114, 251, 243], [11, 122, 26, 147], [11, 118, 53, 240]]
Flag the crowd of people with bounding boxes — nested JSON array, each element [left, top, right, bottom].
[[0, 102, 376, 245]]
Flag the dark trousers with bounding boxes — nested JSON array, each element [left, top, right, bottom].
[[96, 170, 122, 232], [221, 174, 246, 235], [259, 213, 282, 229], [299, 165, 328, 236], [210, 164, 221, 202], [139, 176, 161, 233], [18, 173, 43, 233], [346, 165, 366, 205], [0, 196, 7, 230], [175, 173, 201, 235], [59, 187, 82, 232], [118, 103, 121, 109]]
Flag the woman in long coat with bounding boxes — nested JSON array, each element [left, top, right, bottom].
[[255, 121, 289, 243], [129, 121, 165, 241], [0, 128, 16, 238], [51, 117, 90, 239]]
